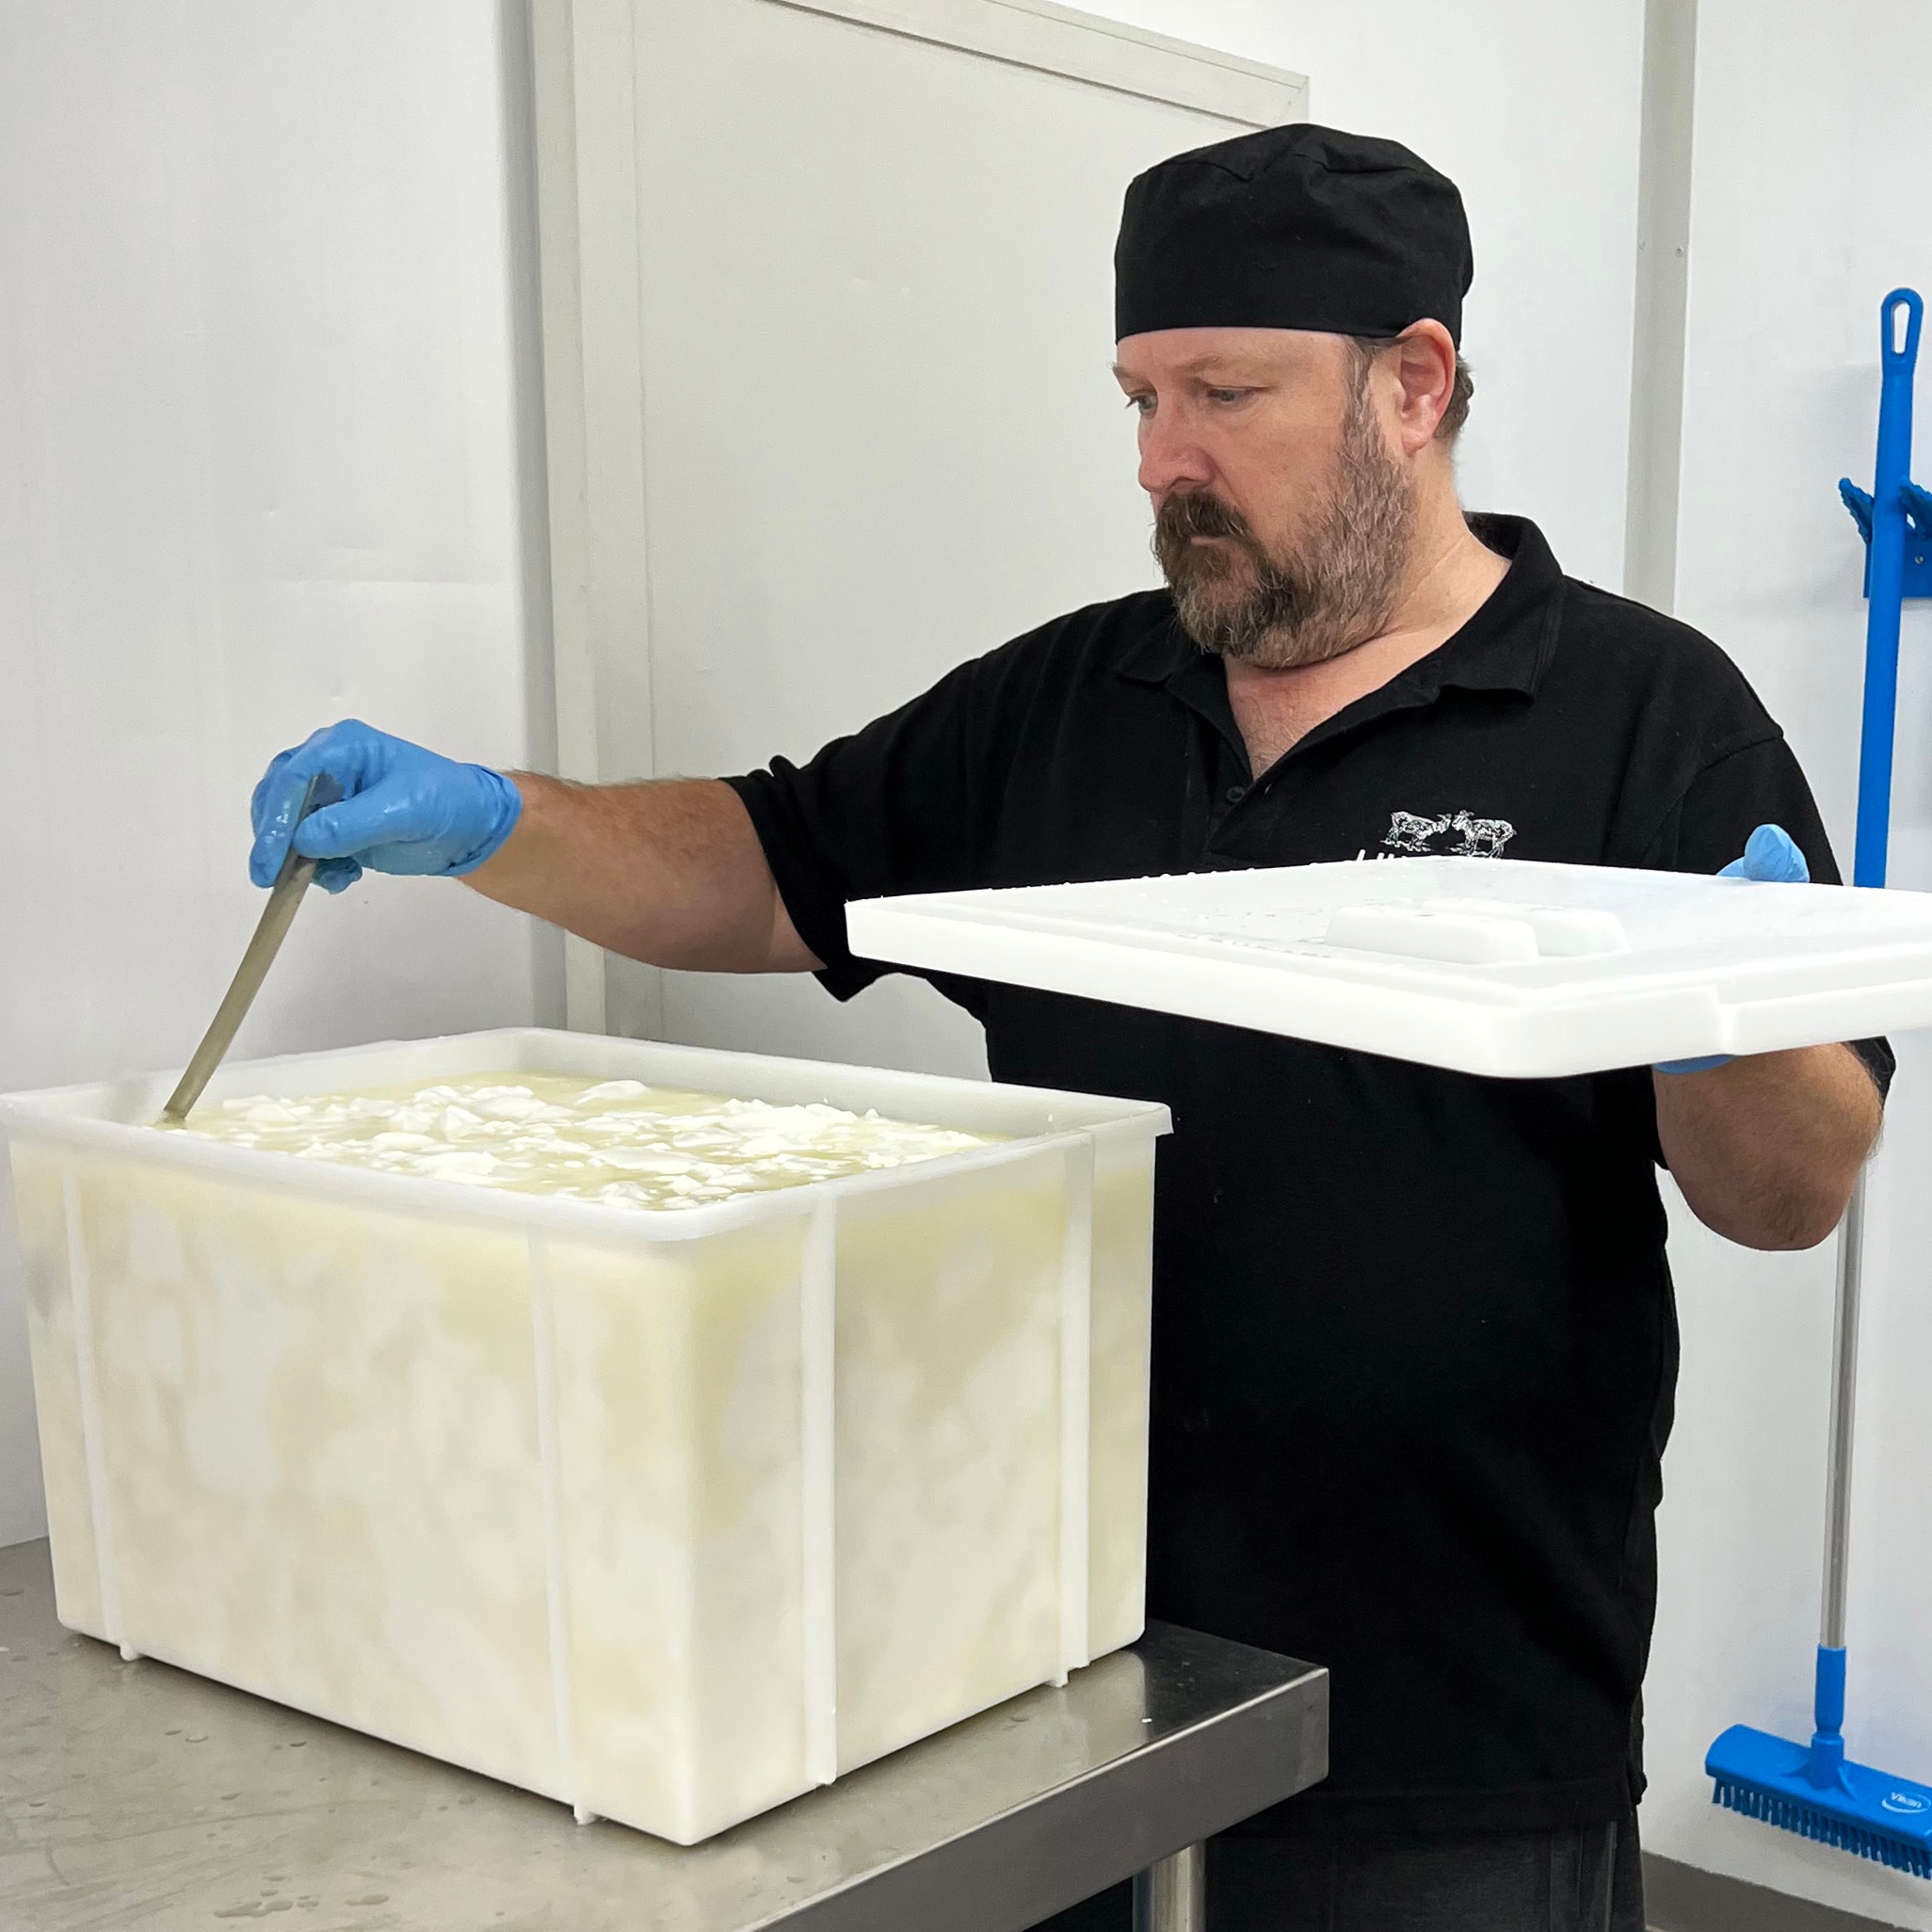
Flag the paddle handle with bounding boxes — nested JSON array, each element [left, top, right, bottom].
[[159, 774, 340, 1123]]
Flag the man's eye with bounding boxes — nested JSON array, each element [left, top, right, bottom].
[[1206, 387, 1253, 405], [1123, 394, 1154, 415]]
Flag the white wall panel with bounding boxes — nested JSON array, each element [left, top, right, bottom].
[[1646, 3, 1932, 1922], [0, 1, 554, 1542], [564, 0, 1646, 1078]]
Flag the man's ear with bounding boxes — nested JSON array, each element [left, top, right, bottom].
[[1389, 320, 1457, 453]]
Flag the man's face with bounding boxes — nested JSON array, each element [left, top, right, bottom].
[[1112, 327, 1417, 669]]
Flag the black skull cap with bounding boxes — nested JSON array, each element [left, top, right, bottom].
[[1115, 122, 1473, 346]]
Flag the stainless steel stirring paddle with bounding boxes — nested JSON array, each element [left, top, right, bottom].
[[159, 773, 344, 1124]]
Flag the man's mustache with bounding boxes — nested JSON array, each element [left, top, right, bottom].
[[1155, 491, 1251, 544], [1152, 492, 1271, 578]]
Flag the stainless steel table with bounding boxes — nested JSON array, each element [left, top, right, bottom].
[[0, 1538, 1327, 1931]]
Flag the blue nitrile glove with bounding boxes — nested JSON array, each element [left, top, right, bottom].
[[1654, 823, 1811, 1073], [249, 720, 523, 895]]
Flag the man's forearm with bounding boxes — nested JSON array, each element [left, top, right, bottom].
[[1653, 1044, 1882, 1250], [462, 774, 823, 974]]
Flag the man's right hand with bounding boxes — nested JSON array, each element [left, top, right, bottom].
[[249, 720, 523, 894], [249, 726, 813, 974]]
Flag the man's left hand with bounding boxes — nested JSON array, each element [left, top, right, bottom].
[[1654, 824, 1810, 1074], [1650, 823, 1881, 1248]]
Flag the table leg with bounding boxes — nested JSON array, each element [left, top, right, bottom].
[[1132, 1842, 1205, 1931]]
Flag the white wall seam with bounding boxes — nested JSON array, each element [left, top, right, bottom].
[[1622, 0, 1699, 613], [622, 0, 666, 1044], [496, 0, 570, 1031]]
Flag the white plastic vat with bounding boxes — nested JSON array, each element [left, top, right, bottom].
[[0, 1029, 1167, 1844]]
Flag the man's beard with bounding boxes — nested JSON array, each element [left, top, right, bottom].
[[1152, 377, 1418, 670]]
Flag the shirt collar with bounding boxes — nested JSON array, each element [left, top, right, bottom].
[[1115, 513, 1565, 700]]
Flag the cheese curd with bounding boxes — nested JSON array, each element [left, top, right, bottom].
[[176, 1073, 995, 1212]]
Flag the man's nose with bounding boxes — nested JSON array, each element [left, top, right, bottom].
[[1137, 413, 1215, 501]]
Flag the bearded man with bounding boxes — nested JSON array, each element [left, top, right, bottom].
[[250, 126, 1888, 1930]]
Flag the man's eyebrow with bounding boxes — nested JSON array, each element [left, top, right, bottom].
[[1110, 358, 1272, 381]]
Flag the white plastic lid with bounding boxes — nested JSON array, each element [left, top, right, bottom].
[[845, 858, 1932, 1078]]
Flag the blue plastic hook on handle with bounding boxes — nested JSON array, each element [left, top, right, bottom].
[[1851, 288, 1923, 889]]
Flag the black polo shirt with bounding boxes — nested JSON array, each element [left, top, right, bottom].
[[725, 515, 1893, 1838]]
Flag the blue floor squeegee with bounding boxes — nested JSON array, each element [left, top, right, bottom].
[[1704, 288, 1932, 1878]]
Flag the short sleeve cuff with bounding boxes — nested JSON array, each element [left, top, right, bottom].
[[1849, 1036, 1895, 1101], [721, 769, 889, 1004]]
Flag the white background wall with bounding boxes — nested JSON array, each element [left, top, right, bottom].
[[0, 0, 557, 1544], [4, 5, 1929, 1919], [1642, 2, 1932, 1923]]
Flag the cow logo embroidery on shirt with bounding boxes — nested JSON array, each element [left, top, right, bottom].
[[1381, 810, 1517, 858]]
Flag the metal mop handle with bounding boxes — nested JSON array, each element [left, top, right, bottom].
[[1820, 1177, 1865, 1651]]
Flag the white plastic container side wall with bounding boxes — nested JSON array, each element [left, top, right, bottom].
[[0, 1029, 1168, 1844]]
